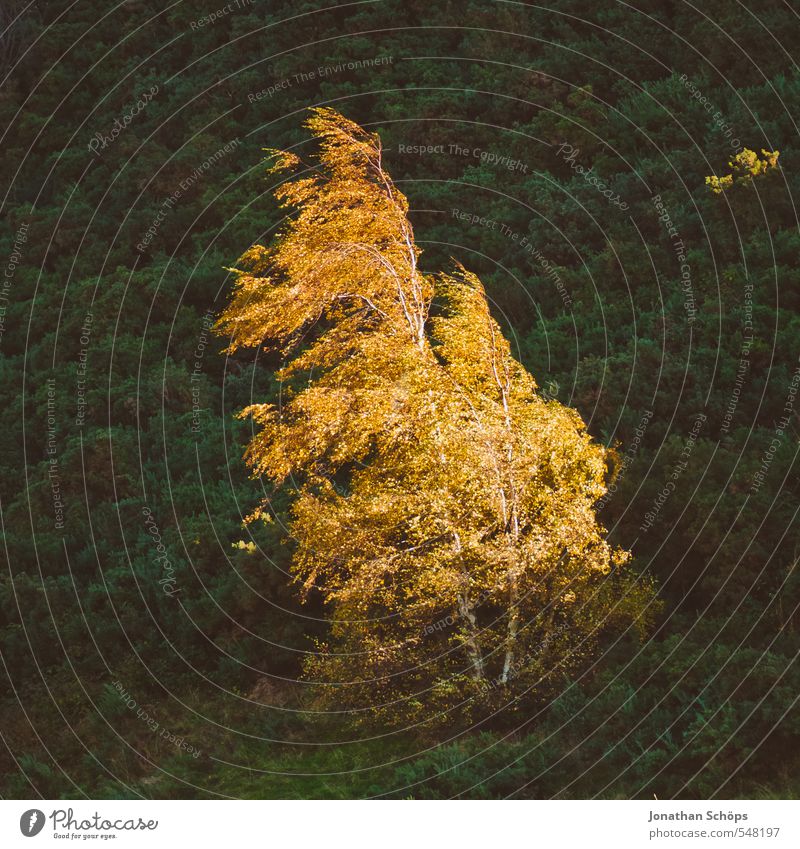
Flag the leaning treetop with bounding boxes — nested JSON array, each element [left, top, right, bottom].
[[215, 108, 654, 724]]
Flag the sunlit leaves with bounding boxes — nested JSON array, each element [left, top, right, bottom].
[[217, 108, 654, 724], [706, 148, 780, 194]]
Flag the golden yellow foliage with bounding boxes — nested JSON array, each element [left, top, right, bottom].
[[706, 148, 780, 194], [216, 108, 655, 725]]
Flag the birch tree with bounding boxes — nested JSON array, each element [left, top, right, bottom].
[[217, 108, 654, 724]]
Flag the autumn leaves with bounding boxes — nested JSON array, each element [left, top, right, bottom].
[[216, 108, 654, 724]]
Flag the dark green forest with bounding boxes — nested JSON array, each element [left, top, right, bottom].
[[1, 0, 799, 799]]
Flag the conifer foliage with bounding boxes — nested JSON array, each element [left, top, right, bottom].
[[217, 109, 654, 723]]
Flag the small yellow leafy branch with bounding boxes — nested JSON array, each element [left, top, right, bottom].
[[706, 148, 780, 194]]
